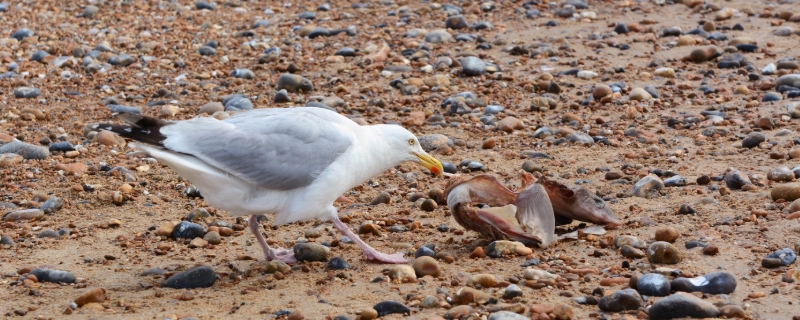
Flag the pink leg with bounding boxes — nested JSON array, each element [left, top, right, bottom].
[[329, 211, 407, 264], [248, 215, 296, 264]]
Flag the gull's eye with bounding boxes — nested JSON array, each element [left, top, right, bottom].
[[408, 139, 415, 146]]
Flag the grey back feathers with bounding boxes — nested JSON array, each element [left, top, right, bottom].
[[101, 107, 355, 191]]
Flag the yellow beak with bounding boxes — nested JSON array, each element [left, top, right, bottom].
[[413, 152, 444, 175]]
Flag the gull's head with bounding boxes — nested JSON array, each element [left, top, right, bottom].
[[379, 125, 444, 175]]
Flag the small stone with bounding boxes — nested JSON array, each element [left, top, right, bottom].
[[29, 268, 76, 284], [765, 248, 797, 266], [231, 69, 255, 79], [461, 57, 486, 76], [277, 74, 313, 93], [503, 284, 523, 299], [11, 28, 35, 41], [195, 1, 215, 10], [412, 256, 441, 277], [420, 199, 438, 211], [266, 260, 291, 274], [445, 305, 473, 319], [487, 311, 529, 320], [0, 235, 14, 246], [453, 287, 495, 305], [203, 231, 221, 245], [389, 265, 416, 280], [221, 94, 253, 111], [647, 241, 682, 264], [593, 85, 612, 100], [719, 305, 746, 319], [487, 240, 523, 257], [725, 170, 752, 189], [369, 192, 392, 205], [671, 272, 736, 294], [632, 175, 664, 198], [654, 227, 680, 243], [648, 292, 720, 319], [326, 257, 350, 270], [553, 304, 573, 320], [523, 268, 557, 281], [41, 197, 63, 214], [172, 221, 204, 239], [769, 166, 794, 182], [763, 92, 782, 102], [162, 266, 217, 289], [467, 274, 497, 288], [373, 300, 410, 316], [198, 45, 217, 56], [293, 243, 330, 262], [637, 273, 671, 296], [771, 183, 800, 201], [598, 289, 643, 312], [425, 29, 453, 43], [74, 288, 106, 307], [445, 15, 468, 29], [620, 245, 646, 259], [360, 308, 378, 320], [38, 230, 60, 238], [3, 209, 44, 222], [13, 87, 41, 99], [703, 244, 719, 255], [654, 67, 675, 78], [615, 235, 647, 249]]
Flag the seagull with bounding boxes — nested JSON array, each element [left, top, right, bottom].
[[96, 107, 443, 264]]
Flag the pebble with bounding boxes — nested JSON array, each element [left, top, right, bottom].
[[198, 45, 216, 56], [648, 292, 720, 319], [415, 245, 436, 258], [41, 197, 63, 214], [359, 308, 378, 320], [647, 241, 682, 264], [0, 235, 14, 246], [74, 288, 106, 307], [488, 311, 528, 320], [629, 88, 652, 101], [763, 92, 782, 102], [486, 240, 527, 257], [266, 260, 291, 274], [326, 257, 350, 270], [162, 266, 217, 289], [637, 273, 671, 296], [231, 69, 255, 79], [38, 229, 60, 238], [663, 175, 686, 187], [3, 209, 44, 222], [453, 287, 495, 305], [425, 29, 453, 43], [703, 244, 719, 255], [654, 227, 680, 243], [411, 256, 441, 277], [620, 245, 645, 259], [718, 53, 747, 68], [293, 243, 330, 262], [763, 248, 797, 267], [389, 265, 416, 280], [13, 87, 41, 99], [277, 74, 314, 92], [372, 300, 410, 316], [172, 221, 204, 239], [598, 289, 643, 311], [725, 170, 752, 189], [632, 175, 664, 198], [195, 1, 215, 10], [11, 28, 34, 41], [654, 67, 675, 78], [445, 305, 473, 319], [719, 305, 746, 318], [503, 284, 523, 299], [615, 235, 647, 249], [221, 94, 253, 111], [203, 231, 221, 245], [30, 268, 76, 283], [769, 166, 794, 182], [467, 274, 496, 288], [671, 272, 737, 294], [461, 57, 486, 76], [446, 15, 468, 29], [771, 183, 800, 201]]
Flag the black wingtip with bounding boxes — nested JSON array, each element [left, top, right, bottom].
[[94, 113, 172, 146]]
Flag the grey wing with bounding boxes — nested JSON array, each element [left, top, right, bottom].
[[160, 109, 354, 190], [515, 183, 557, 247]]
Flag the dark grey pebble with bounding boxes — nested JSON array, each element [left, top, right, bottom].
[[736, 44, 758, 53], [614, 23, 629, 34], [334, 47, 355, 56], [298, 11, 316, 20], [0, 140, 49, 159], [415, 246, 435, 258], [308, 27, 330, 38], [0, 235, 14, 246], [724, 169, 752, 189], [671, 272, 736, 294], [293, 243, 330, 262], [11, 28, 35, 41], [274, 89, 290, 103], [648, 293, 720, 320], [461, 56, 486, 76], [373, 300, 410, 316], [49, 142, 74, 153], [466, 161, 485, 172], [41, 197, 63, 214], [109, 54, 136, 66], [31, 50, 49, 62], [195, 1, 215, 10], [326, 257, 350, 270], [503, 284, 523, 299], [644, 85, 659, 98], [172, 221, 205, 239], [317, 3, 331, 11], [442, 162, 457, 174], [765, 248, 796, 266], [162, 266, 217, 289], [521, 258, 541, 267], [662, 27, 681, 37], [717, 54, 747, 69], [198, 45, 216, 56], [685, 241, 706, 249], [30, 268, 76, 283], [762, 92, 782, 102], [598, 289, 643, 311], [637, 273, 671, 297], [139, 268, 167, 276], [13, 87, 41, 99]]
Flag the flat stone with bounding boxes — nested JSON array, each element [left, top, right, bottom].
[[648, 292, 720, 319], [598, 289, 643, 311], [162, 266, 217, 289], [671, 272, 737, 294]]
